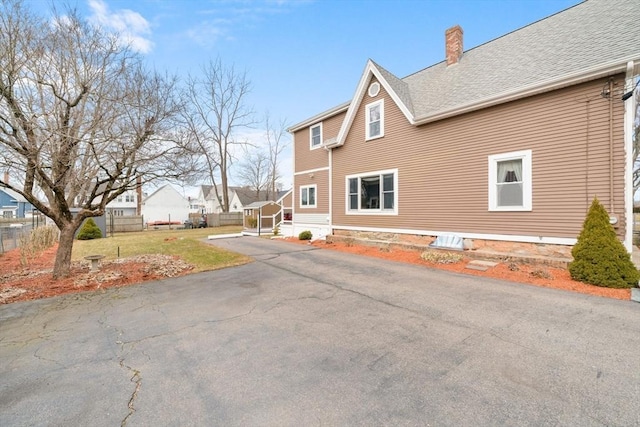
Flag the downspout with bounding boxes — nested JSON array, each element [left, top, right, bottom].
[[609, 78, 615, 213], [623, 61, 636, 253], [289, 130, 296, 237], [326, 144, 333, 237]]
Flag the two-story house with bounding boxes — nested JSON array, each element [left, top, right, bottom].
[[288, 0, 639, 258]]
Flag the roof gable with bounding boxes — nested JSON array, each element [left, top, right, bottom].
[[334, 60, 416, 147], [144, 184, 185, 202]]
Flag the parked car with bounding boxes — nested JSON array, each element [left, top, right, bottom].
[[184, 217, 207, 229]]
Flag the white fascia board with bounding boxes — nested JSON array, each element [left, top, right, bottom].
[[332, 224, 577, 246], [287, 101, 350, 133], [335, 60, 415, 147], [414, 56, 640, 125], [294, 166, 330, 176], [275, 189, 292, 204]]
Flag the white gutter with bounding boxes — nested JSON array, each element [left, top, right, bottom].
[[414, 56, 640, 125], [624, 61, 636, 253]]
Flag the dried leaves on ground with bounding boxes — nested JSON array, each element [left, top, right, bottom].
[[0, 245, 193, 304]]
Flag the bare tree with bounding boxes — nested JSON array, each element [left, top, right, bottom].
[[182, 58, 254, 212], [0, 1, 189, 278], [264, 112, 289, 200], [236, 147, 270, 201]]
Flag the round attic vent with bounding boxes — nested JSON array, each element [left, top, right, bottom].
[[368, 82, 380, 97]]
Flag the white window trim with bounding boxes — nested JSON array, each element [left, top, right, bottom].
[[345, 168, 398, 215], [488, 149, 532, 211], [300, 184, 317, 208], [310, 123, 323, 150], [365, 99, 384, 141]]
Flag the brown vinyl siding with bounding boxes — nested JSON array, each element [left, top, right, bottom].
[[332, 75, 626, 240], [280, 191, 292, 208], [294, 169, 329, 214], [293, 111, 346, 173]]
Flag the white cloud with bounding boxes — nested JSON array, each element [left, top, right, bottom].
[[186, 0, 311, 49], [87, 0, 154, 54]]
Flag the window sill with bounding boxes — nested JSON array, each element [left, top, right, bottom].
[[365, 134, 384, 142], [488, 206, 532, 212], [346, 210, 398, 216]]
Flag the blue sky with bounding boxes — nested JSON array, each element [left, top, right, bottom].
[[31, 0, 581, 192]]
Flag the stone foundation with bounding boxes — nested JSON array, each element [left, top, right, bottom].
[[329, 230, 573, 268]]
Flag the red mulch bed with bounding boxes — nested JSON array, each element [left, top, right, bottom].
[[289, 238, 631, 301], [0, 244, 190, 304], [0, 238, 633, 304]]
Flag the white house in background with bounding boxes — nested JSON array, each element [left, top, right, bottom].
[[194, 184, 273, 214], [106, 190, 137, 216], [141, 184, 190, 224]]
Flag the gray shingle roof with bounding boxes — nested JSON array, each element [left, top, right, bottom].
[[309, 0, 640, 143], [403, 0, 640, 120]]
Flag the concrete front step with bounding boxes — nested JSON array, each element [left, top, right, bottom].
[[465, 259, 500, 272]]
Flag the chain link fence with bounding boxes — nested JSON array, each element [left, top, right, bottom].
[[0, 223, 34, 254]]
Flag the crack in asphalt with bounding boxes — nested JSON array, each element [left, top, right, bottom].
[[262, 291, 338, 313], [257, 256, 431, 319], [119, 360, 141, 427]]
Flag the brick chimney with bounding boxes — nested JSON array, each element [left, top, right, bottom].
[[3, 171, 8, 184], [445, 25, 463, 66]]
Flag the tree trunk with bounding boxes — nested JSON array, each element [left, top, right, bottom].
[[53, 223, 76, 279]]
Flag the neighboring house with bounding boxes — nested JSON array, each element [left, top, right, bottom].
[[195, 184, 277, 214], [243, 201, 281, 231], [141, 184, 191, 224], [106, 190, 138, 217], [0, 187, 34, 219], [287, 0, 640, 256]]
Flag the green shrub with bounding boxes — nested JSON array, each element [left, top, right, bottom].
[[298, 230, 312, 240], [247, 217, 258, 228], [569, 197, 640, 288], [77, 218, 103, 240]]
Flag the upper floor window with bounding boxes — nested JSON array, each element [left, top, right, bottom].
[[300, 185, 317, 208], [310, 123, 322, 149], [125, 194, 134, 203], [366, 99, 384, 140], [346, 169, 397, 214], [488, 150, 532, 211]]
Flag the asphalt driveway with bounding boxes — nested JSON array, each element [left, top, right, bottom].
[[1, 236, 639, 426]]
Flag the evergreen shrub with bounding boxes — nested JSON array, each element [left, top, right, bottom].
[[77, 218, 103, 240], [298, 230, 312, 240], [569, 197, 640, 288]]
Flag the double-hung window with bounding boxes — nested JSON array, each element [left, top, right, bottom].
[[488, 150, 532, 211], [347, 169, 397, 214], [310, 123, 322, 149], [300, 185, 317, 208], [365, 99, 384, 140]]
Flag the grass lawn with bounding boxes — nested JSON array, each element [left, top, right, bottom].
[[71, 226, 250, 272]]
